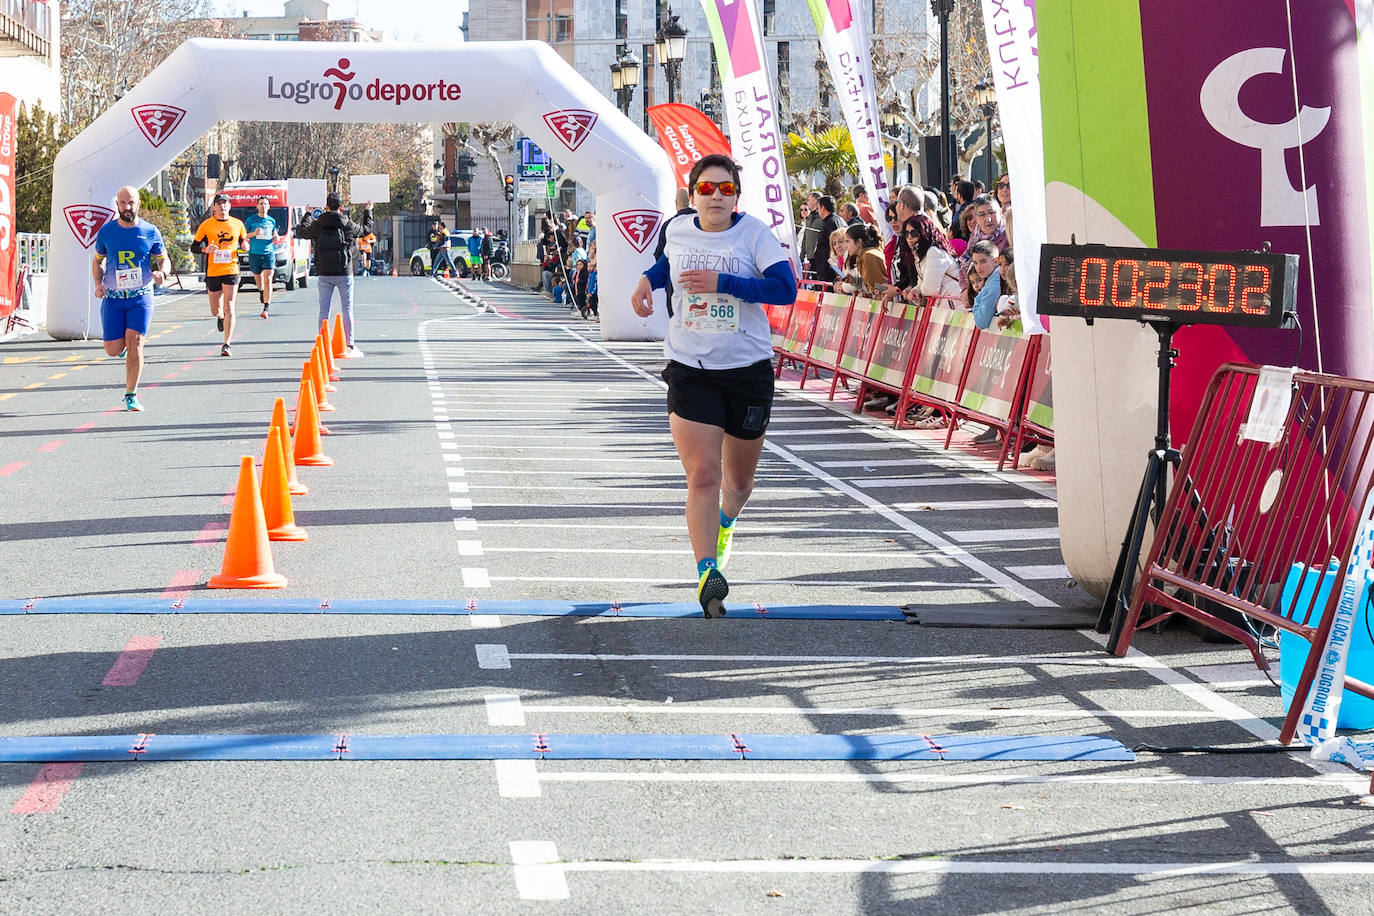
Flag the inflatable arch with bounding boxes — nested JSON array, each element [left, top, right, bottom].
[[47, 39, 676, 342]]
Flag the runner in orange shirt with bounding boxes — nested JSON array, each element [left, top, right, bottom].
[[191, 193, 250, 356], [357, 230, 375, 277]]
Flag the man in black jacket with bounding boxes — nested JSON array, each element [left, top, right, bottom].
[[296, 192, 372, 358], [809, 196, 845, 283]]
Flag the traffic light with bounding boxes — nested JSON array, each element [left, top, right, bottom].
[[503, 174, 515, 202]]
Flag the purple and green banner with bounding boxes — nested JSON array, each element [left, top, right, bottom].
[[1041, 0, 1374, 595], [1043, 0, 1374, 438]]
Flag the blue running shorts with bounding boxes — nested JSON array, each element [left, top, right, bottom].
[[248, 253, 275, 274], [101, 293, 155, 341]]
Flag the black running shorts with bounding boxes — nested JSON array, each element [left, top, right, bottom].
[[206, 274, 239, 292], [662, 358, 774, 440]]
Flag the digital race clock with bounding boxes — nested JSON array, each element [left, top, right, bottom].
[[1036, 244, 1298, 329]]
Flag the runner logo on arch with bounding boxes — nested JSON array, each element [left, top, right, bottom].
[[63, 205, 114, 248], [130, 104, 186, 148], [543, 109, 598, 152], [613, 209, 662, 253]]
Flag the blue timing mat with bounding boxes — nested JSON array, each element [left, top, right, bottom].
[[0, 733, 1134, 762], [0, 598, 907, 621]]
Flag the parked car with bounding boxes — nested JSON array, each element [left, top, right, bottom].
[[219, 181, 311, 290], [409, 231, 476, 276]]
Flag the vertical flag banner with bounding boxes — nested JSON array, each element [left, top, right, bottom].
[[647, 103, 734, 190], [804, 0, 891, 239], [980, 0, 1045, 333], [1039, 0, 1374, 597], [0, 93, 17, 321], [699, 0, 801, 275]]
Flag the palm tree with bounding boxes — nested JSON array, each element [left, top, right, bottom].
[[783, 126, 891, 199]]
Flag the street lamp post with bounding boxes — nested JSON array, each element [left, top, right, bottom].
[[610, 48, 640, 117], [655, 11, 688, 105], [881, 102, 904, 193], [329, 165, 340, 195], [930, 0, 955, 187], [973, 77, 997, 191]]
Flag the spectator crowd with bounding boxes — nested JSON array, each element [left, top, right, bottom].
[[795, 174, 1051, 470]]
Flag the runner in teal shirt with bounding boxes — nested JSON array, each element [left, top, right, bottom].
[[243, 197, 279, 317]]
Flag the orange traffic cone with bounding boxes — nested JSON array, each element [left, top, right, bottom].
[[391, 266, 397, 277], [270, 397, 308, 495], [320, 321, 341, 380], [293, 362, 331, 436], [332, 314, 346, 361], [311, 344, 337, 407], [262, 426, 307, 541], [208, 456, 288, 589], [293, 377, 333, 467]]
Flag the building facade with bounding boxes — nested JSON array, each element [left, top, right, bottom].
[[0, 0, 60, 112], [210, 0, 382, 43], [468, 0, 933, 222]]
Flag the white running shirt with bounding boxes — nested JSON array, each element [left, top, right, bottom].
[[662, 212, 789, 370]]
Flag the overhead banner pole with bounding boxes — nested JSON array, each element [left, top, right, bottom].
[[698, 0, 801, 277], [804, 0, 891, 240]]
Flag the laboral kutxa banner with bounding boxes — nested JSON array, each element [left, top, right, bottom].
[[0, 92, 17, 320], [979, 0, 1045, 334], [805, 0, 891, 239], [646, 103, 733, 191], [699, 0, 801, 276]]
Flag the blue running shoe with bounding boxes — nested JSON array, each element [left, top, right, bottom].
[[123, 392, 143, 412], [697, 567, 729, 618]]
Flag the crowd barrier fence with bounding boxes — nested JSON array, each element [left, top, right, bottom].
[[770, 290, 1053, 470], [1113, 364, 1374, 747]]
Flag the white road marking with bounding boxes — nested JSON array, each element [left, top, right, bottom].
[[453, 516, 479, 530], [469, 614, 502, 629], [481, 546, 943, 560], [495, 760, 541, 798], [450, 498, 474, 510], [448, 481, 470, 493], [461, 568, 491, 588], [894, 498, 1058, 511], [516, 703, 1218, 720], [1007, 564, 1072, 580], [509, 841, 569, 900], [487, 576, 984, 588], [485, 694, 526, 726], [437, 430, 455, 440], [537, 771, 1369, 790], [850, 476, 997, 489], [456, 540, 484, 556], [559, 858, 1374, 877], [501, 651, 1144, 668], [475, 644, 511, 669], [947, 527, 1061, 543], [446, 465, 466, 476], [817, 458, 959, 468]]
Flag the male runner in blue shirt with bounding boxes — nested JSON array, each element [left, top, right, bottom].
[[92, 185, 170, 411], [243, 196, 279, 318]]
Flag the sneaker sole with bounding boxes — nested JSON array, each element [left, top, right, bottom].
[[698, 571, 729, 619]]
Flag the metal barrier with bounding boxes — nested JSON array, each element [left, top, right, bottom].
[[17, 233, 49, 275], [1115, 363, 1374, 744]]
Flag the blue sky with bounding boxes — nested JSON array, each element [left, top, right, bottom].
[[223, 1, 468, 44]]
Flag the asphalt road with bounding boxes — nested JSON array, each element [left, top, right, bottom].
[[0, 277, 1369, 914]]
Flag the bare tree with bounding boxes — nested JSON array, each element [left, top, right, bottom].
[[60, 0, 218, 129]]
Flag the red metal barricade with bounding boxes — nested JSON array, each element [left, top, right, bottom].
[[774, 290, 820, 378], [944, 324, 1039, 464], [827, 296, 884, 400], [1117, 363, 1374, 745], [854, 303, 931, 413], [798, 293, 855, 390]]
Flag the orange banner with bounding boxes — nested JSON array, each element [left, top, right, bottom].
[[0, 93, 16, 320], [646, 103, 732, 190]]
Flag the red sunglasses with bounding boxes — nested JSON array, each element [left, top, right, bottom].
[[694, 180, 738, 197]]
